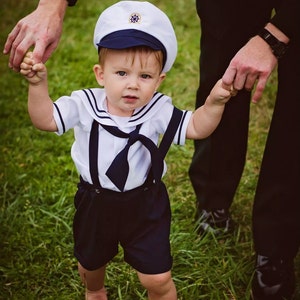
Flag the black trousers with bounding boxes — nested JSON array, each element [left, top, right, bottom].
[[190, 0, 300, 259]]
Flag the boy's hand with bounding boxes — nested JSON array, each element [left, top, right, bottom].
[[209, 79, 233, 105], [222, 81, 238, 97], [20, 52, 47, 84]]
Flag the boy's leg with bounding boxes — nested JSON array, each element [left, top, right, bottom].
[[137, 271, 177, 300], [78, 262, 107, 300]]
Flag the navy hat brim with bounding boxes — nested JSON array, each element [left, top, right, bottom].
[[97, 29, 167, 68]]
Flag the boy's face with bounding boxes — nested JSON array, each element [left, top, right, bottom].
[[93, 49, 165, 117]]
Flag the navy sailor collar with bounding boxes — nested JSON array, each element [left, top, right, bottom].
[[78, 88, 172, 127]]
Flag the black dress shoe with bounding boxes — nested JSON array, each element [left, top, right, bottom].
[[195, 209, 234, 235], [251, 255, 295, 300]]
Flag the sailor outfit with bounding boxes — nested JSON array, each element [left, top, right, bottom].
[[53, 88, 192, 273]]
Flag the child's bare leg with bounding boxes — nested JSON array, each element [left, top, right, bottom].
[[137, 270, 177, 300], [78, 262, 107, 300]]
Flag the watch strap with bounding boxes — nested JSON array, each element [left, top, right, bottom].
[[258, 28, 288, 59]]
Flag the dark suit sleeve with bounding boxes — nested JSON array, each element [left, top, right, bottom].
[[271, 0, 300, 40]]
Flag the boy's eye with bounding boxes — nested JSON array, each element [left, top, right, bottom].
[[117, 71, 126, 76], [141, 74, 151, 79]]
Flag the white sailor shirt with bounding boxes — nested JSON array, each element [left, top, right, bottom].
[[53, 88, 192, 192]]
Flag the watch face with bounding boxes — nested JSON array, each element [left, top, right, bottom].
[[272, 42, 287, 58]]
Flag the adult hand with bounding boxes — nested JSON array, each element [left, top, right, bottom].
[[222, 35, 278, 103], [3, 0, 67, 72]]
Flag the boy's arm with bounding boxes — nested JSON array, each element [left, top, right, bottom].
[[20, 52, 58, 132], [186, 79, 232, 139]]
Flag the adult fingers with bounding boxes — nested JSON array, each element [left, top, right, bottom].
[[222, 65, 237, 86], [251, 76, 268, 103], [3, 25, 21, 55], [32, 41, 48, 64], [9, 32, 36, 72]]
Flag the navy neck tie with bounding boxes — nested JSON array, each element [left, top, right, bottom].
[[101, 124, 163, 192], [88, 107, 183, 191]]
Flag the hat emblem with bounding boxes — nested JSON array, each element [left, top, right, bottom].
[[129, 13, 141, 24]]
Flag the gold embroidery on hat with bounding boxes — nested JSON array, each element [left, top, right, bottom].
[[129, 13, 141, 24]]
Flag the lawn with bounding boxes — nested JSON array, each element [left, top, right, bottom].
[[1, 0, 299, 299]]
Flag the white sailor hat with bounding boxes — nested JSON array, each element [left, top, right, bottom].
[[93, 1, 177, 73]]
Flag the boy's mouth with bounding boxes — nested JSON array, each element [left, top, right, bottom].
[[123, 95, 138, 102]]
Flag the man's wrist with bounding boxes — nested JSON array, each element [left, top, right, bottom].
[[265, 23, 289, 44]]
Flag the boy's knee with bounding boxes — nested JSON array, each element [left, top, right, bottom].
[[138, 271, 174, 293]]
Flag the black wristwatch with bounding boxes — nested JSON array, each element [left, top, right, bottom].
[[258, 28, 288, 59], [66, 0, 77, 6]]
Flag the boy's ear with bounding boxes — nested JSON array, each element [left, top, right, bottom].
[[93, 64, 104, 86], [156, 73, 166, 90]]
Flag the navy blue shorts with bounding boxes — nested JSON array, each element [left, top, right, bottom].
[[73, 178, 172, 274]]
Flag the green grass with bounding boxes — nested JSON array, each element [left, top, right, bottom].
[[1, 0, 299, 299]]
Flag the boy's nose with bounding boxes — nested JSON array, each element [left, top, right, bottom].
[[127, 76, 138, 89]]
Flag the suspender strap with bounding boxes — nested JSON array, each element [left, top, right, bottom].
[[158, 107, 183, 159], [89, 120, 101, 186]]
